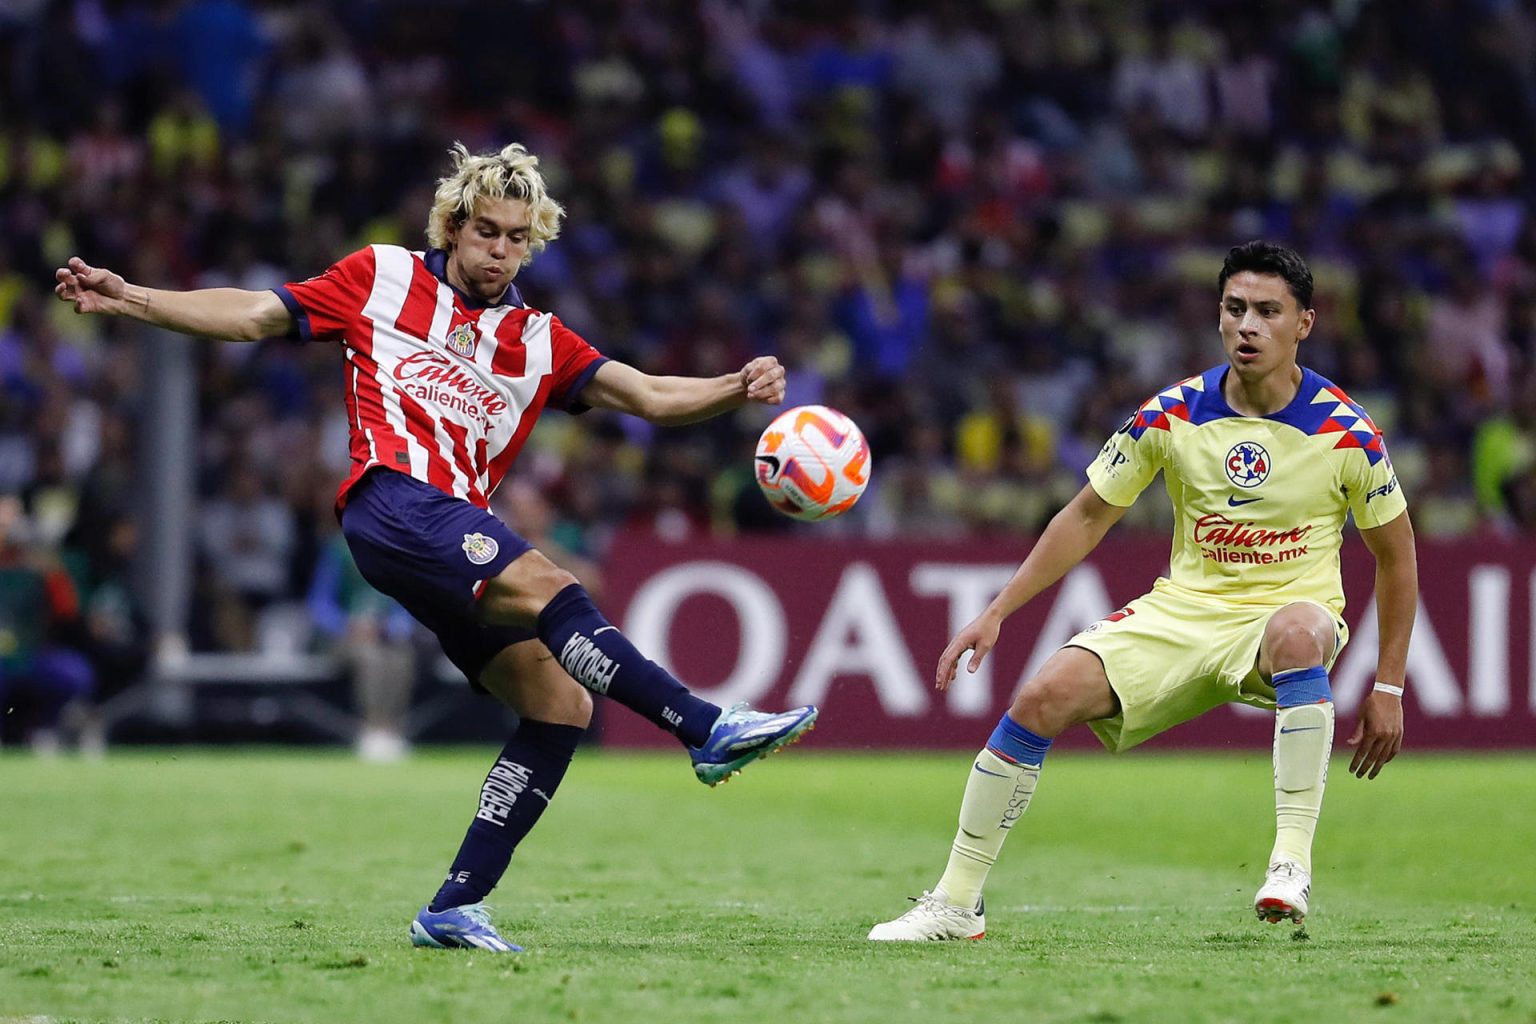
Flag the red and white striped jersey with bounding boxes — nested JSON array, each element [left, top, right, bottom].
[[276, 245, 606, 513]]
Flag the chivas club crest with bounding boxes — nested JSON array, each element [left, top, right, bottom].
[[446, 320, 480, 358], [462, 532, 500, 565]]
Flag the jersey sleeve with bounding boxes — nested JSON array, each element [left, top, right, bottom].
[[273, 247, 376, 343], [1345, 437, 1408, 529], [1085, 411, 1169, 507], [546, 315, 608, 412]]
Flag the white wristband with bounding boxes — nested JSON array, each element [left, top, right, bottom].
[[1373, 682, 1404, 697]]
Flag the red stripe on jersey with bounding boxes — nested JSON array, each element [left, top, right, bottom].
[[344, 315, 376, 458], [474, 436, 489, 484], [337, 316, 391, 510], [394, 260, 441, 341], [440, 419, 486, 506], [336, 351, 414, 509], [491, 309, 532, 377], [286, 247, 377, 341], [341, 364, 370, 467], [351, 286, 376, 358], [397, 390, 456, 494], [547, 315, 605, 403], [486, 374, 556, 486], [349, 349, 407, 462]]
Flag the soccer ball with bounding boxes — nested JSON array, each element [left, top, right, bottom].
[[754, 405, 871, 521]]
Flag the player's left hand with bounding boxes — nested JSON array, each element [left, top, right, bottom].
[[740, 356, 785, 405], [1346, 690, 1403, 779]]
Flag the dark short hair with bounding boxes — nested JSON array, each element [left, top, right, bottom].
[[1218, 240, 1314, 309]]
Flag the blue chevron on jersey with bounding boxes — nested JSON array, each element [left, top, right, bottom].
[[1309, 382, 1388, 465], [1125, 374, 1205, 439], [1131, 366, 1390, 467], [1257, 370, 1389, 466]]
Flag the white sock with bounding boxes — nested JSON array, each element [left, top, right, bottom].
[[1270, 701, 1335, 873], [935, 747, 1041, 908]]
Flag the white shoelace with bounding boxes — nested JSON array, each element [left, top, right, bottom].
[[457, 904, 496, 927], [905, 891, 975, 923]]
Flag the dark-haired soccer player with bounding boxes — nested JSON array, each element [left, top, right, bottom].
[[870, 241, 1416, 939], [55, 142, 817, 953]]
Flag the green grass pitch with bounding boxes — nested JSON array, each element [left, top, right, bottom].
[[1, 748, 1532, 1024]]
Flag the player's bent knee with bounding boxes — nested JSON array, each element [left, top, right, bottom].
[[1008, 648, 1116, 736], [1008, 686, 1062, 737], [474, 587, 530, 627], [1010, 678, 1095, 738], [477, 565, 582, 628], [535, 565, 580, 598], [1264, 607, 1334, 671]]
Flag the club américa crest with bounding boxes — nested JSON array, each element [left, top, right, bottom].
[[446, 320, 480, 359], [1225, 441, 1270, 488], [462, 532, 499, 565]]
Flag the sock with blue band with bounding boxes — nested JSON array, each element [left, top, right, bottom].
[[986, 713, 1053, 766], [1273, 665, 1333, 708], [934, 714, 1053, 909], [1270, 666, 1335, 873], [431, 719, 584, 911], [536, 583, 719, 747]]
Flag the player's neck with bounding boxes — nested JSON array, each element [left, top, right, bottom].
[[443, 253, 510, 307], [1223, 363, 1302, 417]]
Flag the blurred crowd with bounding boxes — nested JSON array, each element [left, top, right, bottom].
[[3, 0, 1536, 701]]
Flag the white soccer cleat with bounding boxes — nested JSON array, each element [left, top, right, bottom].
[[1254, 860, 1311, 923], [356, 727, 410, 763], [868, 890, 985, 941]]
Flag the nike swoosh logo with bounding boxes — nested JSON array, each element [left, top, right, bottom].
[[973, 762, 1009, 778], [1279, 726, 1322, 734], [1228, 496, 1264, 507], [594, 626, 618, 636]]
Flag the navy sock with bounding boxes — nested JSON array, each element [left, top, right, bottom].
[[537, 583, 720, 747], [430, 719, 583, 912]]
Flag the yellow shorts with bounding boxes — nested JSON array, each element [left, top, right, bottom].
[[1065, 581, 1347, 753]]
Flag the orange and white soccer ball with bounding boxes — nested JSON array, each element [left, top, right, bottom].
[[754, 405, 871, 521]]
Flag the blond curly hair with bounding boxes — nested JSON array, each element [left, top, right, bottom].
[[425, 143, 565, 262]]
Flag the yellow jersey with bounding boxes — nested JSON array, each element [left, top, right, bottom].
[[1086, 365, 1408, 618]]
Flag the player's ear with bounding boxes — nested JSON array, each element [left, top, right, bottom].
[[1296, 306, 1315, 340]]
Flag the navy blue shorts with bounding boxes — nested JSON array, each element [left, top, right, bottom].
[[340, 469, 538, 690]]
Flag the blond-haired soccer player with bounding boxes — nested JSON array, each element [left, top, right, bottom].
[[55, 142, 818, 953], [869, 241, 1416, 940]]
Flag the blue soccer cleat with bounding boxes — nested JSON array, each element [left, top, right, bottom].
[[689, 702, 818, 786], [410, 903, 522, 952]]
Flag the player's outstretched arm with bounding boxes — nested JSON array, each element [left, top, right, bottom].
[[1348, 509, 1417, 779], [53, 256, 293, 342], [579, 356, 785, 426], [936, 484, 1127, 690]]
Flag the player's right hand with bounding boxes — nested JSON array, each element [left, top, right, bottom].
[[936, 613, 1002, 691], [54, 257, 126, 314]]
